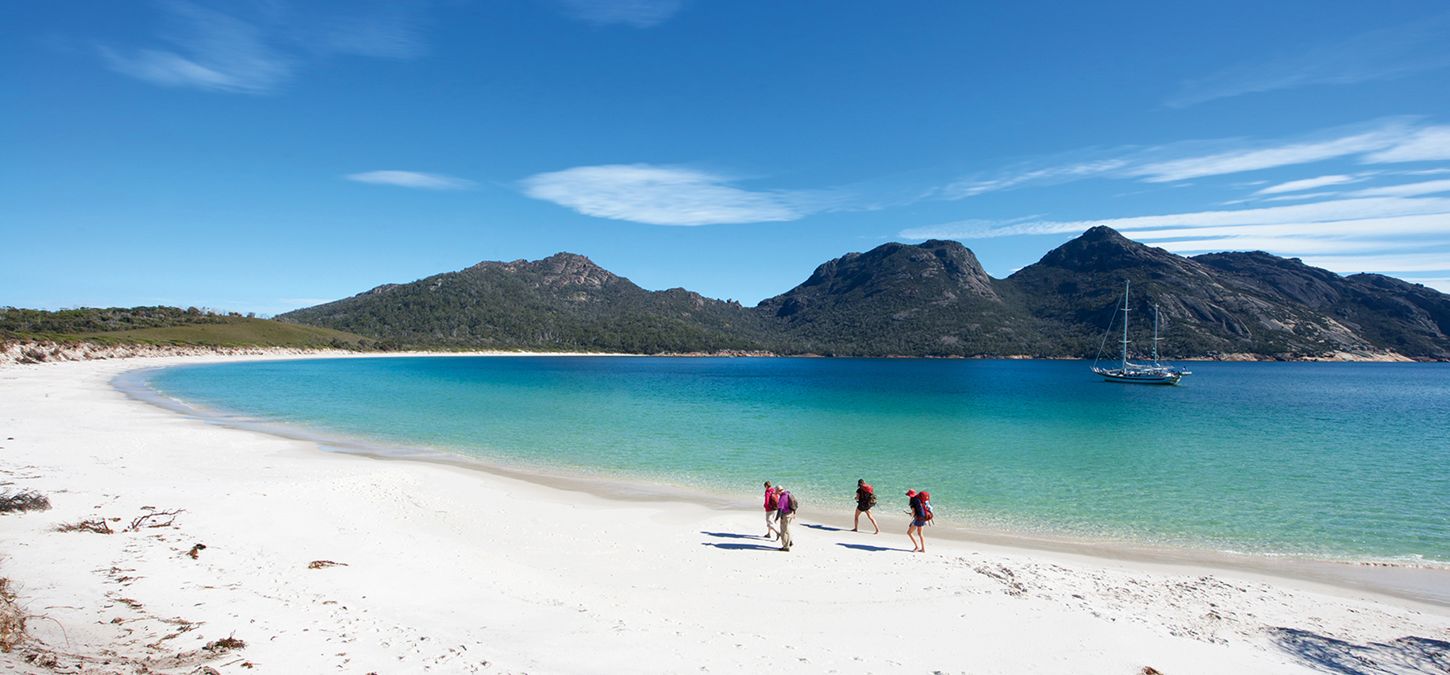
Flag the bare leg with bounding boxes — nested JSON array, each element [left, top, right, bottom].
[[918, 525, 926, 553], [852, 508, 861, 531], [907, 525, 920, 552], [865, 509, 879, 534]]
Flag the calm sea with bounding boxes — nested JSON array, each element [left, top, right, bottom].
[[144, 357, 1450, 564]]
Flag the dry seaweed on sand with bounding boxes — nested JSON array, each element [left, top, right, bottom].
[[56, 518, 113, 534], [307, 560, 348, 569], [0, 490, 50, 514], [204, 635, 245, 652], [0, 578, 25, 653]]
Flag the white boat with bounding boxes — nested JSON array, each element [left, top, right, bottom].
[[1091, 281, 1191, 385]]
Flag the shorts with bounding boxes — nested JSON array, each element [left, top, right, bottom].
[[857, 502, 873, 512], [911, 519, 927, 527]]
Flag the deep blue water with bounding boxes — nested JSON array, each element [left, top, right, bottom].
[[147, 357, 1450, 563]]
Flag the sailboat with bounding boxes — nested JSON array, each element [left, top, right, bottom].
[[1091, 281, 1191, 385]]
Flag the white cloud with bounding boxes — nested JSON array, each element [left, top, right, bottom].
[[101, 1, 425, 94], [944, 118, 1442, 198], [1125, 126, 1408, 183], [1363, 126, 1450, 163], [1154, 236, 1437, 256], [903, 197, 1450, 240], [1299, 252, 1450, 274], [1262, 191, 1343, 203], [346, 170, 475, 190], [1254, 174, 1359, 195], [521, 164, 826, 226], [1167, 13, 1450, 108], [1399, 277, 1450, 293], [1344, 179, 1450, 198], [554, 0, 684, 27]]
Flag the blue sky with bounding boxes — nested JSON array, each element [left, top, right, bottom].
[[4, 1, 1450, 314]]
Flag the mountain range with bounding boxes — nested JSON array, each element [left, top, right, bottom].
[[278, 227, 1450, 360]]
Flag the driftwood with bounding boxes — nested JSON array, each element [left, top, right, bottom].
[[125, 509, 182, 532]]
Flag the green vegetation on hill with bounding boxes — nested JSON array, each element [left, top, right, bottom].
[[1, 306, 228, 334], [279, 253, 776, 354], [1, 307, 373, 350]]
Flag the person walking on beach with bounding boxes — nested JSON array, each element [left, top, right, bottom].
[[763, 481, 780, 539], [852, 478, 879, 534], [776, 487, 797, 551], [906, 489, 933, 553]]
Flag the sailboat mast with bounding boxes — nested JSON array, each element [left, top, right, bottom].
[[1121, 280, 1130, 369], [1152, 304, 1160, 364]]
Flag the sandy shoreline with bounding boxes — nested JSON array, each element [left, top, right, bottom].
[[2, 355, 1448, 673]]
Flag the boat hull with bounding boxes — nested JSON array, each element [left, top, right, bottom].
[[1093, 368, 1183, 385]]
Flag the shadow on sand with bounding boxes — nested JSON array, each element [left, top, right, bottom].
[[836, 543, 909, 553], [1269, 627, 1450, 674], [701, 542, 780, 551], [700, 531, 767, 540], [800, 523, 846, 532]]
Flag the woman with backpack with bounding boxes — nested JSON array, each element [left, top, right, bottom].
[[906, 489, 933, 553], [763, 481, 780, 540], [852, 478, 879, 534]]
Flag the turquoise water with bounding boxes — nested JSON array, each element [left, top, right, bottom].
[[146, 357, 1450, 563]]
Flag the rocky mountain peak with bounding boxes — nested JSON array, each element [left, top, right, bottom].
[[1031, 226, 1180, 274], [470, 252, 621, 289]]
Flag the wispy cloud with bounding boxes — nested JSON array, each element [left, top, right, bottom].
[[1167, 13, 1450, 107], [1253, 174, 1359, 195], [346, 170, 474, 190], [945, 118, 1450, 198], [553, 0, 685, 28], [1344, 179, 1450, 199], [943, 160, 1128, 199], [1362, 126, 1450, 163], [1397, 277, 1450, 293], [1261, 191, 1343, 203], [101, 0, 426, 94], [1154, 237, 1431, 256], [902, 197, 1450, 240], [521, 164, 842, 226], [101, 2, 290, 94], [1299, 252, 1450, 274]]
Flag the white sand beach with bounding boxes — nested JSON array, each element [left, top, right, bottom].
[[1, 356, 1447, 674]]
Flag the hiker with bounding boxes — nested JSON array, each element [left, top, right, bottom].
[[906, 489, 933, 553], [776, 486, 797, 551], [763, 481, 780, 539], [852, 478, 879, 534]]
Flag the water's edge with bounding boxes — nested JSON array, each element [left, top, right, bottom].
[[113, 361, 1450, 608]]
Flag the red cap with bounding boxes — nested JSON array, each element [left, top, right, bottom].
[[905, 490, 917, 497]]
